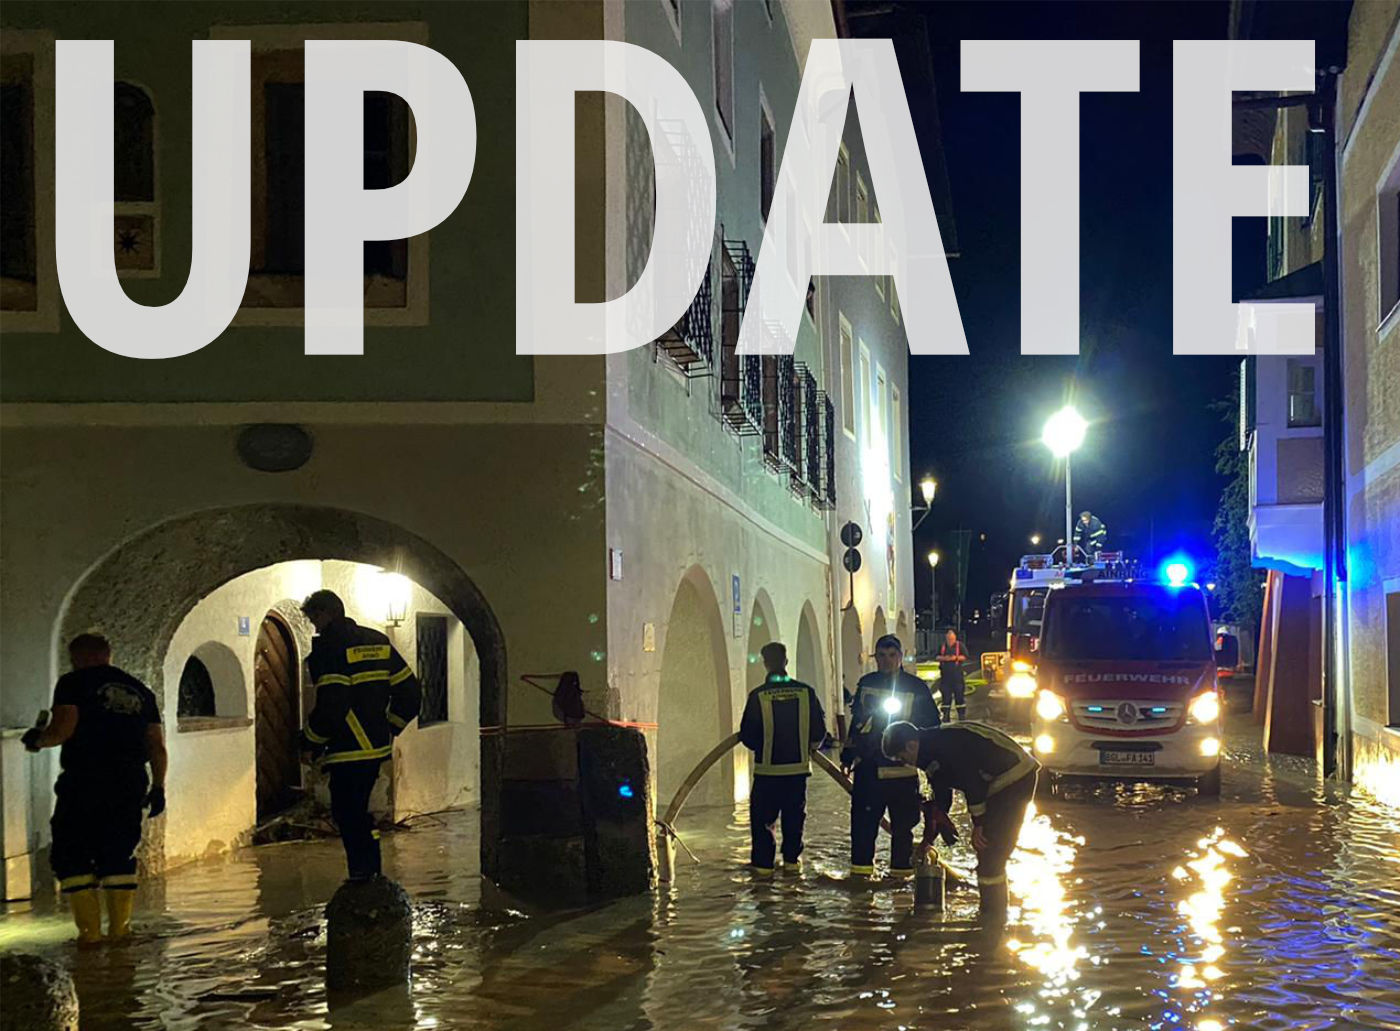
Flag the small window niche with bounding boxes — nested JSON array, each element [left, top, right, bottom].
[[113, 82, 158, 276]]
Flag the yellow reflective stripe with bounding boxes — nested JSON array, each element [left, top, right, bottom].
[[321, 745, 393, 765], [953, 721, 1037, 797], [977, 873, 1006, 885], [754, 760, 810, 776], [303, 726, 329, 744], [389, 665, 414, 686], [987, 753, 1038, 797], [759, 692, 775, 769], [968, 802, 988, 817], [351, 670, 390, 685], [345, 710, 374, 750], [315, 674, 351, 688], [346, 645, 391, 663], [60, 874, 97, 892], [100, 874, 138, 889], [386, 710, 408, 730], [752, 866, 774, 876], [849, 865, 875, 875], [877, 765, 918, 779]]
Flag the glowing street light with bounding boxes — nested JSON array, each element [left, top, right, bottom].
[[927, 550, 940, 568], [1030, 533, 1041, 547], [913, 475, 938, 531], [927, 550, 940, 638], [1042, 406, 1088, 564]]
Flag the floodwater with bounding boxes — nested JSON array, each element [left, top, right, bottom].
[[3, 711, 1399, 1030]]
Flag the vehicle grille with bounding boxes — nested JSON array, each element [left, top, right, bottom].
[[1072, 700, 1182, 729]]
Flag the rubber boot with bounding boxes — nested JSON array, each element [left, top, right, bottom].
[[69, 889, 103, 945], [978, 880, 1010, 924], [104, 889, 135, 939]]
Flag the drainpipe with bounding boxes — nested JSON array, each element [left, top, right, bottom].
[[1318, 72, 1348, 782]]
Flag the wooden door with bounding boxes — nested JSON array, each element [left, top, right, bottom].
[[254, 614, 300, 822]]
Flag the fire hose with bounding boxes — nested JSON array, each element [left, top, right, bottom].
[[655, 732, 968, 889]]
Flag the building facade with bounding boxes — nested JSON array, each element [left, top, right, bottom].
[[0, 0, 938, 898]]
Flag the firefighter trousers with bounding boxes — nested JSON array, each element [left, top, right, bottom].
[[749, 774, 808, 870], [328, 760, 384, 880], [50, 770, 147, 894], [940, 671, 967, 721], [975, 770, 1038, 916], [850, 766, 921, 873]]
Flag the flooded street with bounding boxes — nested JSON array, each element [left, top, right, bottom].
[[3, 711, 1399, 1030]]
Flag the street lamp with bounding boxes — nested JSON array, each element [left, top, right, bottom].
[[912, 475, 938, 531], [1030, 533, 1041, 547], [927, 550, 940, 639], [1042, 406, 1088, 565]]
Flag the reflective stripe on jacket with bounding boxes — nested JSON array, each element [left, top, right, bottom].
[[303, 619, 421, 765], [846, 669, 940, 775], [918, 722, 1040, 818], [739, 674, 826, 776]]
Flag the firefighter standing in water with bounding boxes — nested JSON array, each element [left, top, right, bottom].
[[738, 642, 826, 876], [882, 720, 1040, 920], [298, 590, 421, 881], [841, 634, 940, 880], [23, 634, 166, 943], [936, 628, 969, 722]]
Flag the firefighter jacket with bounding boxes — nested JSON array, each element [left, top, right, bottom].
[[1074, 514, 1107, 553], [302, 618, 421, 766], [844, 669, 939, 779], [739, 674, 826, 776], [916, 722, 1040, 820]]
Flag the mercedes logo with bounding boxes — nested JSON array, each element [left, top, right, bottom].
[[1116, 702, 1138, 725]]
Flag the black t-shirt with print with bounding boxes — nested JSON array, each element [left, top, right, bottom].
[[51, 665, 160, 778]]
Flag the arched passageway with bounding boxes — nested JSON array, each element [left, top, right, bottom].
[[57, 504, 507, 871], [657, 568, 733, 810], [794, 602, 829, 726], [871, 607, 888, 651]]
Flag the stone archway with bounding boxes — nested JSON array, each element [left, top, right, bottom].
[[656, 566, 733, 810], [56, 504, 507, 872], [745, 588, 781, 689], [895, 611, 911, 656], [871, 607, 888, 651], [794, 602, 829, 726]]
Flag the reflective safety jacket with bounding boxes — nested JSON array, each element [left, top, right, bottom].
[[916, 723, 1040, 819], [302, 618, 421, 765], [1074, 513, 1107, 553], [845, 669, 940, 779], [739, 674, 826, 776]]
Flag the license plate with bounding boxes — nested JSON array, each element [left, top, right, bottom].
[[1100, 750, 1155, 766]]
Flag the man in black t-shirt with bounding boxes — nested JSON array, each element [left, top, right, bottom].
[[24, 633, 166, 943]]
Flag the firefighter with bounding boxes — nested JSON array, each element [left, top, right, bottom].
[[22, 634, 166, 943], [882, 719, 1040, 920], [298, 590, 421, 881], [738, 642, 826, 876], [840, 634, 940, 880], [936, 628, 969, 722], [1074, 510, 1107, 558]]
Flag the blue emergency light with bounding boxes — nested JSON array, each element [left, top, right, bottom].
[[617, 781, 634, 799], [1162, 558, 1193, 587]]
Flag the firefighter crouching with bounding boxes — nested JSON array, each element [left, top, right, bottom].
[[738, 642, 826, 876], [298, 590, 421, 881], [882, 720, 1040, 920], [841, 634, 940, 880]]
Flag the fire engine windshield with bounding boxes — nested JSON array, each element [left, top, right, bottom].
[[1011, 589, 1047, 636], [1042, 588, 1212, 662]]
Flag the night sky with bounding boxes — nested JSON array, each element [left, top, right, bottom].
[[903, 1, 1264, 621]]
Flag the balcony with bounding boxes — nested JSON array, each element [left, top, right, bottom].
[[719, 240, 762, 435], [817, 393, 837, 509], [655, 257, 715, 377], [762, 356, 797, 475]]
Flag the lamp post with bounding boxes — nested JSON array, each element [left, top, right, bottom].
[[912, 475, 938, 531], [927, 550, 940, 643], [1041, 406, 1087, 565], [1030, 533, 1041, 547]]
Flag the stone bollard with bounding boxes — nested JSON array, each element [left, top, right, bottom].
[[0, 953, 80, 1031], [324, 876, 413, 993]]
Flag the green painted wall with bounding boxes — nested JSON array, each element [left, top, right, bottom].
[[0, 1, 533, 403]]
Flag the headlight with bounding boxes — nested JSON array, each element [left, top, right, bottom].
[[1011, 660, 1032, 673], [1006, 672, 1037, 699], [1188, 691, 1221, 724], [1034, 734, 1056, 754], [1035, 690, 1067, 721]]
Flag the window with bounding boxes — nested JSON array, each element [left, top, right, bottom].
[[891, 277, 901, 324], [856, 175, 869, 271], [858, 344, 871, 443], [891, 386, 902, 481], [1042, 589, 1212, 663], [835, 146, 851, 223], [873, 203, 884, 298], [113, 82, 157, 275], [877, 366, 889, 459], [760, 103, 775, 223], [1, 52, 36, 311], [712, 0, 734, 141], [178, 656, 217, 718], [839, 315, 855, 435], [1380, 154, 1400, 326], [215, 22, 427, 322], [1286, 359, 1321, 428], [417, 613, 449, 724]]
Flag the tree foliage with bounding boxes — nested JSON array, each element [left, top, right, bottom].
[[1210, 388, 1264, 635]]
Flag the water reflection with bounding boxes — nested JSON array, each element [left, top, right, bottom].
[[1, 716, 1398, 1029]]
